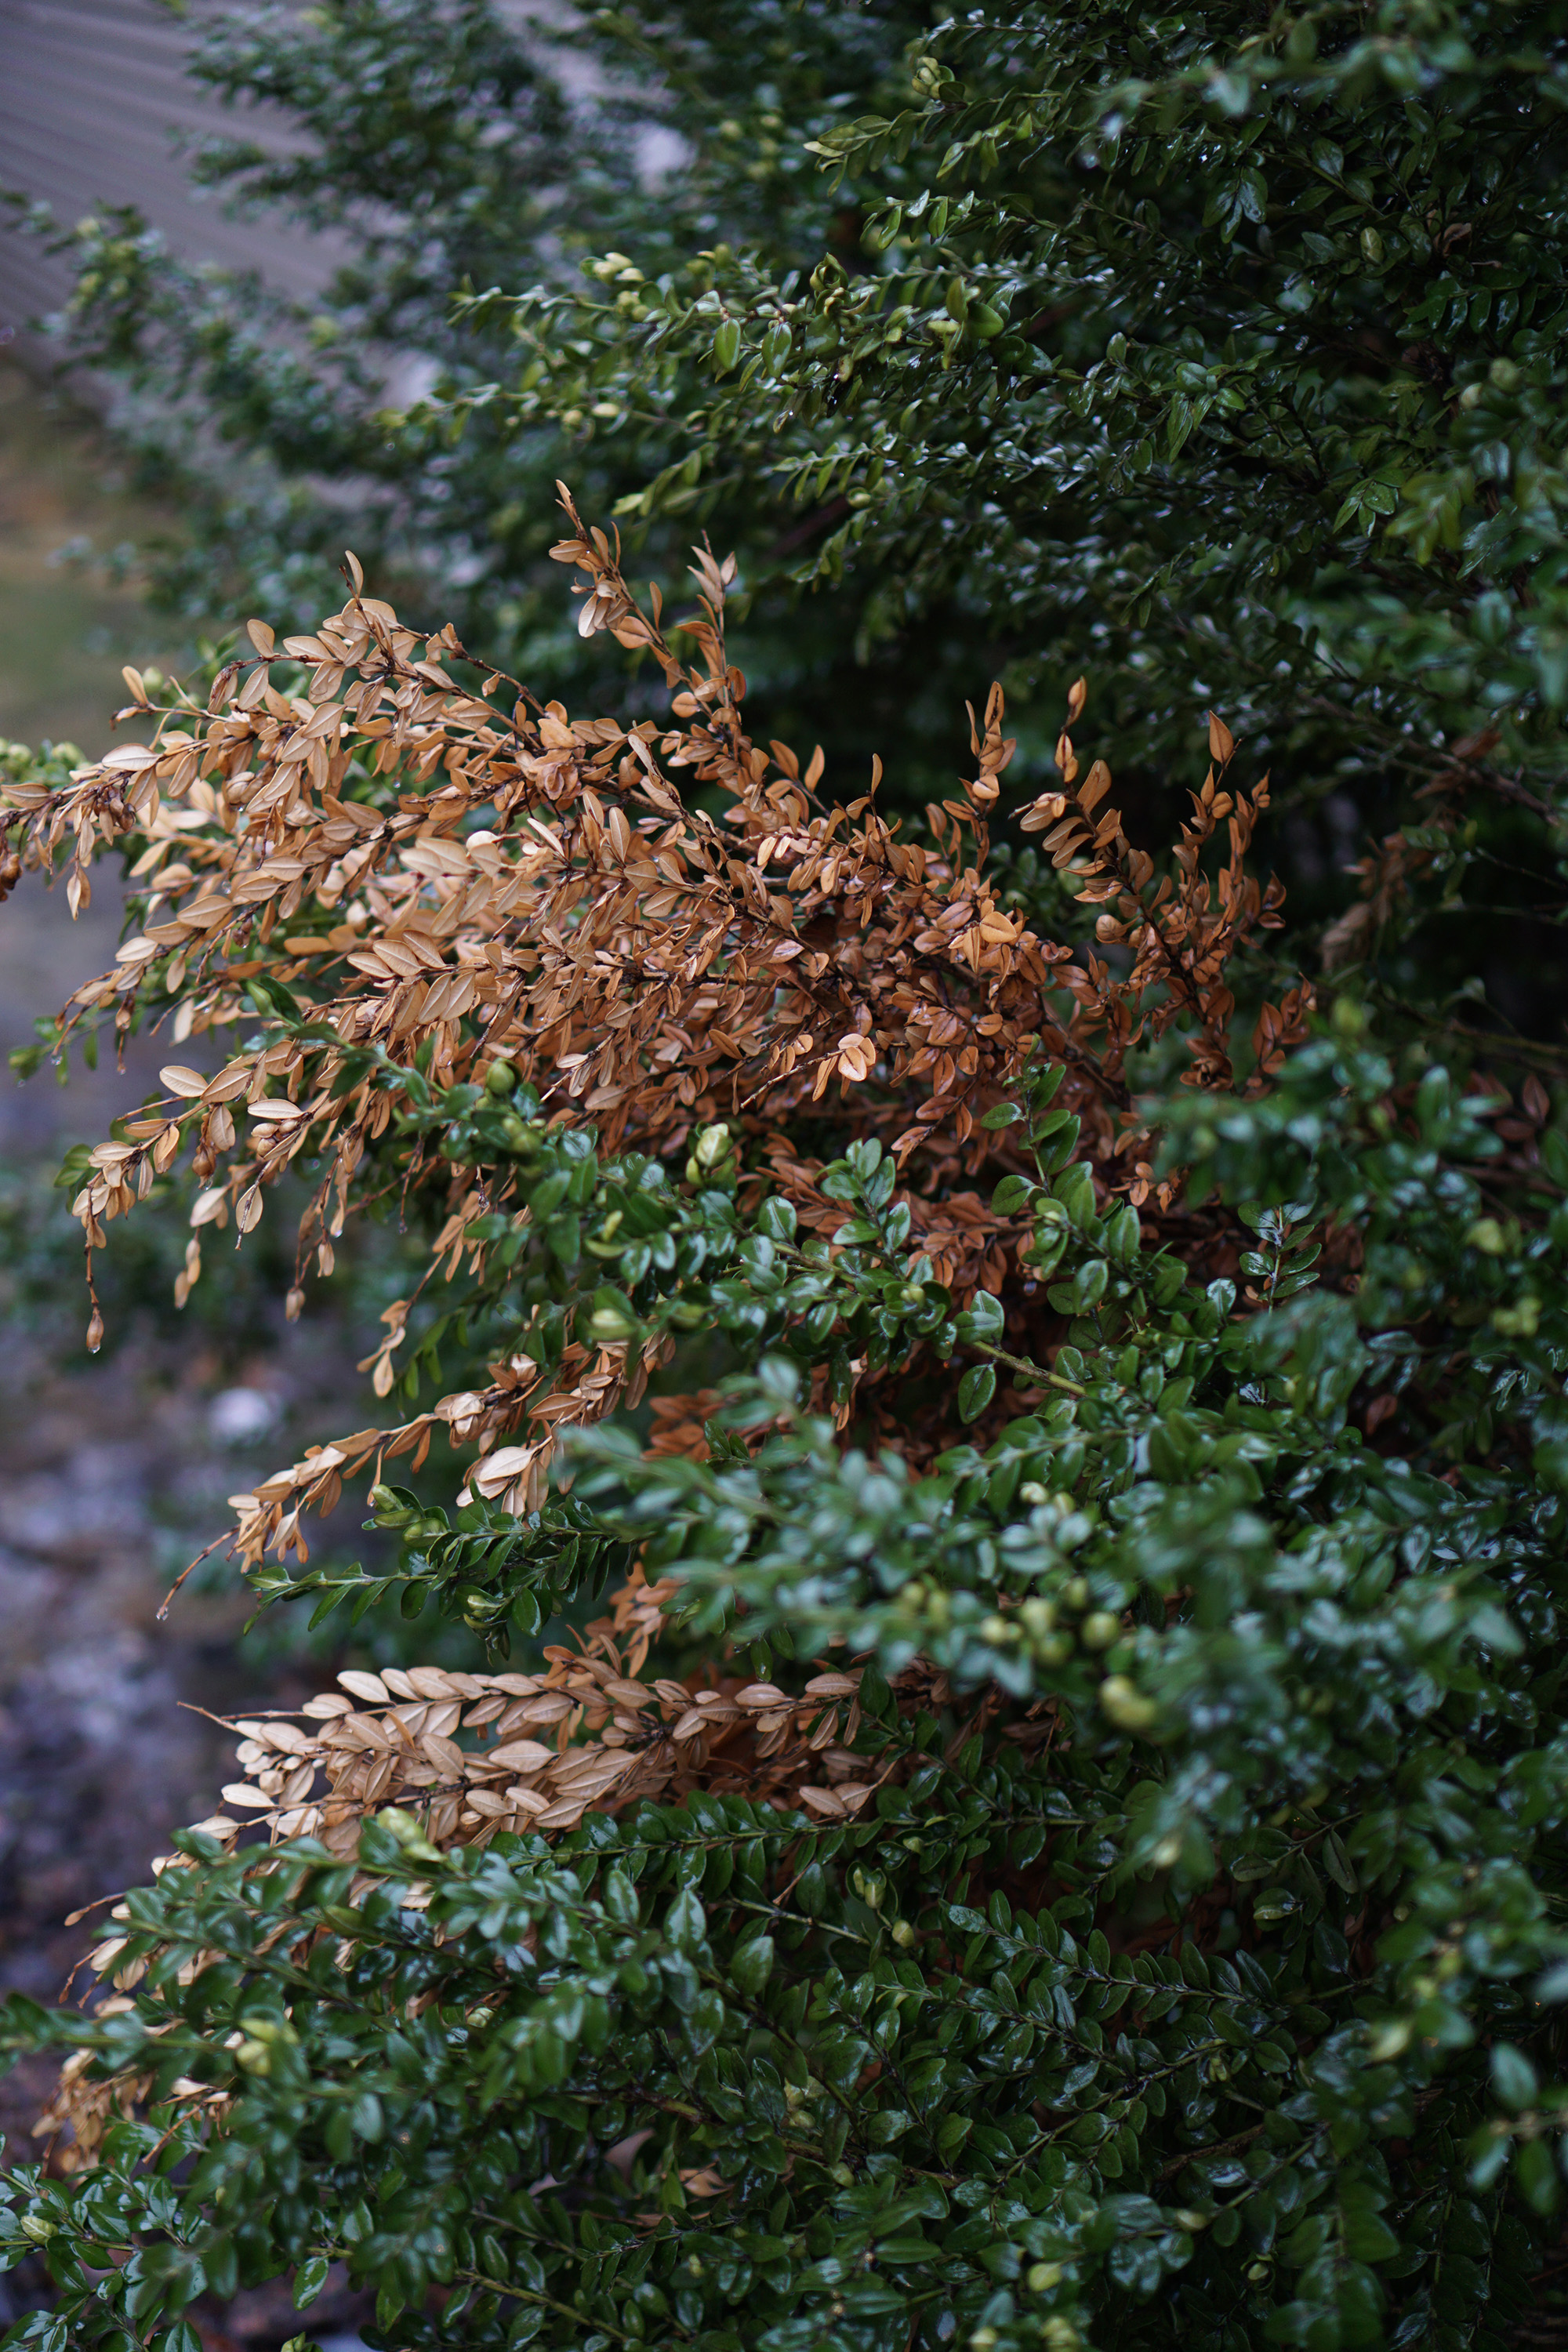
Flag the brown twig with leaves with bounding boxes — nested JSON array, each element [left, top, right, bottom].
[[2, 485, 1316, 1905], [1, 492, 1330, 2173], [2, 490, 1309, 1577]]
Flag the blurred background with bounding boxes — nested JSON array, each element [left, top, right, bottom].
[[0, 13, 382, 2339], [0, 0, 339, 364]]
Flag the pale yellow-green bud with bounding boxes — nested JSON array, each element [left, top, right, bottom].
[[590, 1305, 637, 1341], [1099, 1675, 1158, 1731]]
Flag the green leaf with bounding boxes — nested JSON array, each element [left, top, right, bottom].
[[292, 2256, 332, 2310], [1491, 2042, 1538, 2111], [666, 1885, 707, 1951], [954, 1291, 1004, 1344], [1341, 2208, 1400, 2264], [1321, 1831, 1358, 1894], [1516, 2136, 1560, 2214], [958, 1363, 996, 1422], [992, 1175, 1034, 1215], [731, 1935, 775, 1994]]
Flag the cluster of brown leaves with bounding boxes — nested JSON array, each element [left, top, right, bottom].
[[73, 1566, 885, 1904], [38, 1608, 967, 2173], [40, 1596, 935, 2166], [1, 488, 1307, 1568], [1318, 821, 1442, 975], [5, 494, 1316, 2169], [34, 2046, 162, 2176], [1018, 698, 1307, 1102]]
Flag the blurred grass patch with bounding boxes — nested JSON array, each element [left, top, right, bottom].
[[0, 361, 181, 752]]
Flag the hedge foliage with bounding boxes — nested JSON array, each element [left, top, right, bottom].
[[0, 492, 1564, 2350], [20, 6, 1568, 955], [2, 3, 1567, 2348]]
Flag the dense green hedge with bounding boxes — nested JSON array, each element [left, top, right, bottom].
[[25, 5, 1568, 951], [1, 5, 1566, 2349], [2, 1027, 1568, 2351]]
